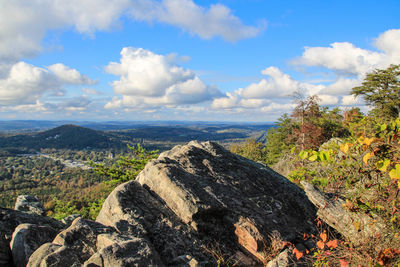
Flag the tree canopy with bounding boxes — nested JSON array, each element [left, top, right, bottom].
[[351, 64, 400, 119]]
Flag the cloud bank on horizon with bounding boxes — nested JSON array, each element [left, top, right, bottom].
[[0, 0, 399, 121]]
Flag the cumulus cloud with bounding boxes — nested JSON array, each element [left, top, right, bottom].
[[105, 47, 222, 109], [0, 0, 261, 62], [375, 29, 400, 62], [0, 0, 131, 62], [0, 61, 94, 105], [129, 0, 264, 42], [106, 47, 194, 97], [241, 67, 300, 99], [317, 94, 339, 106], [48, 64, 96, 84], [293, 29, 400, 77], [341, 95, 363, 106]]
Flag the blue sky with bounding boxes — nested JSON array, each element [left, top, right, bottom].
[[0, 0, 399, 122]]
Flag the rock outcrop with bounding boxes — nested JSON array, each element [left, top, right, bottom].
[[98, 141, 317, 265], [2, 141, 320, 266], [10, 223, 59, 267], [0, 208, 64, 267], [14, 195, 45, 216]]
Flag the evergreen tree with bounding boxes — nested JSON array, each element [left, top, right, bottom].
[[351, 64, 400, 120]]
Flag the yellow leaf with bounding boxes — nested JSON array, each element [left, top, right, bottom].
[[357, 136, 364, 144], [376, 159, 391, 172], [389, 164, 400, 180], [340, 143, 350, 153], [353, 221, 361, 231], [363, 152, 373, 165], [363, 137, 375, 146]]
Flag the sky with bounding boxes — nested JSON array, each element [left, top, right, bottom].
[[0, 0, 399, 122]]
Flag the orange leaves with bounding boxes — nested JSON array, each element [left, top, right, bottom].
[[292, 247, 304, 260], [339, 259, 349, 267], [320, 232, 327, 242], [326, 239, 338, 249], [316, 241, 325, 249]]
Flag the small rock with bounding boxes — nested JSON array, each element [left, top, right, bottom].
[[10, 223, 59, 267], [14, 195, 45, 216]]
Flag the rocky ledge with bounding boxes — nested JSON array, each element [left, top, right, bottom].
[[1, 141, 323, 266]]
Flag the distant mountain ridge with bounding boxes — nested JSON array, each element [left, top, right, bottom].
[[0, 124, 122, 151]]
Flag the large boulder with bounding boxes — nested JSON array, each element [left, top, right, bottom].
[[98, 141, 317, 265], [0, 208, 64, 266], [52, 218, 115, 263], [10, 223, 59, 267], [96, 180, 214, 266], [26, 243, 80, 267], [14, 195, 45, 216]]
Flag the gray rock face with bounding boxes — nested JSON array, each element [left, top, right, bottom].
[[27, 243, 80, 267], [0, 208, 64, 266], [10, 223, 59, 267], [52, 218, 115, 263], [136, 141, 317, 262], [96, 180, 213, 266], [14, 195, 45, 216], [97, 141, 317, 265], [83, 239, 164, 267]]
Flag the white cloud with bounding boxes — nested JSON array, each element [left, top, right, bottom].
[[341, 95, 363, 106], [317, 94, 339, 106], [0, 0, 131, 62], [261, 103, 295, 113], [375, 29, 400, 63], [320, 77, 361, 95], [242, 67, 300, 99], [106, 47, 194, 97], [0, 61, 94, 105], [82, 88, 102, 95], [294, 42, 383, 76], [48, 63, 96, 84], [0, 0, 261, 62], [105, 47, 222, 109], [0, 100, 48, 113], [293, 29, 400, 77], [129, 0, 264, 42]]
